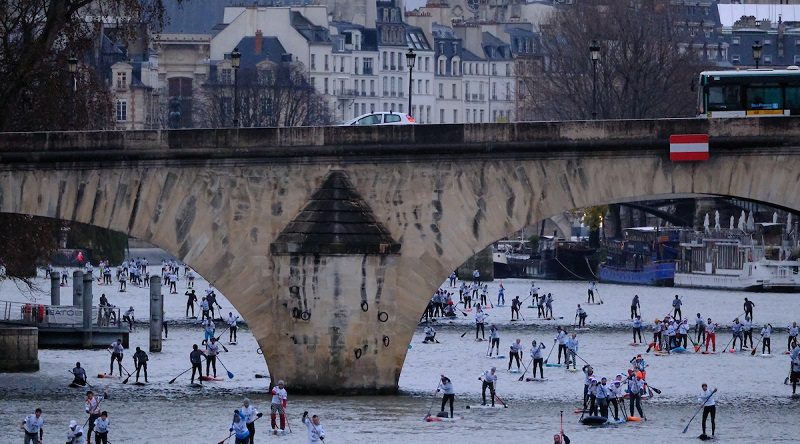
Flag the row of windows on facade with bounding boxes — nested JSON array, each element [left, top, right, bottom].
[[310, 75, 513, 101], [730, 54, 800, 65], [730, 37, 800, 47], [349, 102, 512, 125]]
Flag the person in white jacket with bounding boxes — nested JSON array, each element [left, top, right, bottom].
[[240, 398, 262, 444], [303, 411, 325, 443], [66, 420, 83, 444], [698, 383, 717, 438]]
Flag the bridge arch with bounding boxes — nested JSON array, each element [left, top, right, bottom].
[[2, 118, 799, 393]]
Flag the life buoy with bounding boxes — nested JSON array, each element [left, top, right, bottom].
[[377, 311, 389, 322], [360, 301, 369, 312], [383, 336, 390, 347]]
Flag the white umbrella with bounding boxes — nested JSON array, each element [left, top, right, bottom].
[[714, 210, 721, 230], [747, 211, 755, 231], [788, 213, 793, 233], [773, 212, 778, 224], [738, 210, 746, 231], [730, 215, 735, 230], [704, 213, 710, 233]]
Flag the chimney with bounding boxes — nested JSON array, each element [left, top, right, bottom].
[[255, 29, 263, 55]]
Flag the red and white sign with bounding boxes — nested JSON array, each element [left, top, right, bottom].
[[669, 134, 709, 161]]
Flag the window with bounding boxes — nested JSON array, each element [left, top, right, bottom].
[[383, 51, 388, 69], [383, 102, 388, 112], [732, 37, 740, 45], [452, 83, 457, 99], [383, 77, 388, 95], [438, 83, 443, 98], [425, 57, 429, 72], [355, 57, 360, 74], [324, 55, 329, 71], [505, 63, 511, 76], [116, 71, 127, 88], [370, 103, 375, 113], [391, 52, 396, 69], [746, 84, 782, 110], [364, 58, 374, 75], [311, 54, 316, 70], [452, 60, 459, 76], [764, 55, 773, 65], [764, 39, 772, 45], [324, 78, 329, 94], [707, 85, 741, 111], [786, 86, 800, 110], [220, 68, 232, 84], [425, 80, 430, 94], [731, 55, 740, 64], [426, 106, 431, 123], [418, 79, 422, 94], [440, 109, 445, 123], [480, 109, 484, 122], [385, 114, 401, 123], [453, 109, 457, 122], [370, 79, 375, 95], [505, 82, 510, 100], [390, 77, 396, 95], [356, 114, 382, 125], [115, 100, 127, 121], [399, 104, 403, 113]]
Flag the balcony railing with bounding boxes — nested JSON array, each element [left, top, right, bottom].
[[1, 300, 123, 329], [334, 88, 359, 97]]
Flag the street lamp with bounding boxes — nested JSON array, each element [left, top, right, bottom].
[[752, 40, 763, 69], [405, 48, 417, 115], [231, 47, 241, 127], [589, 40, 601, 120], [67, 55, 78, 129]]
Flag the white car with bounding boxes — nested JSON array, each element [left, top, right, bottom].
[[340, 112, 416, 126]]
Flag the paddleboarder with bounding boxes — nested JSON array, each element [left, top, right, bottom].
[[788, 321, 798, 352], [630, 295, 640, 319], [632, 316, 643, 344], [423, 324, 437, 343], [678, 319, 689, 348], [731, 319, 743, 351], [508, 338, 523, 371], [479, 367, 497, 407], [595, 377, 612, 419], [545, 293, 554, 319], [672, 295, 682, 320], [20, 408, 44, 444], [438, 374, 455, 418], [241, 398, 262, 444], [742, 317, 754, 349], [71, 362, 87, 386], [189, 344, 204, 385], [652, 319, 663, 351], [555, 327, 568, 365], [229, 410, 250, 444], [587, 281, 596, 304], [537, 293, 546, 318], [698, 383, 717, 439], [185, 290, 197, 317], [609, 378, 624, 421], [761, 323, 773, 354], [575, 304, 587, 328], [92, 411, 110, 444], [705, 319, 718, 353], [270, 380, 288, 434], [302, 411, 326, 443], [530, 340, 546, 379], [695, 313, 706, 344], [581, 365, 594, 411], [205, 338, 220, 378], [510, 296, 522, 321], [744, 297, 755, 321], [488, 324, 500, 357], [227, 312, 240, 343], [626, 373, 646, 420], [474, 306, 488, 340], [66, 420, 84, 444], [132, 347, 148, 383], [107, 339, 124, 377], [565, 333, 579, 371]]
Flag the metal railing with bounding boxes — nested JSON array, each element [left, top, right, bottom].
[[1, 300, 122, 329]]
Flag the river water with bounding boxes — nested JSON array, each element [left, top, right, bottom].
[[1, 274, 799, 443]]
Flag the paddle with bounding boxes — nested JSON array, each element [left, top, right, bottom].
[[721, 334, 736, 354], [423, 381, 442, 419], [647, 384, 662, 395], [216, 355, 235, 379], [518, 358, 534, 381], [571, 351, 592, 367], [560, 410, 565, 444], [254, 373, 270, 379], [460, 327, 473, 338], [682, 388, 717, 433], [751, 336, 765, 356], [544, 340, 556, 365], [169, 366, 194, 384], [597, 288, 604, 305], [494, 393, 509, 408]]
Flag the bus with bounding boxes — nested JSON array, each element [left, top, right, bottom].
[[697, 66, 800, 118]]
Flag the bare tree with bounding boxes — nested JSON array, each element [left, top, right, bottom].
[[0, 0, 174, 131], [522, 0, 709, 120], [197, 63, 331, 128]]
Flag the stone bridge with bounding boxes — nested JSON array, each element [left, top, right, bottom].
[[1, 117, 799, 394]]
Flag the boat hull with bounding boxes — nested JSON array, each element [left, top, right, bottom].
[[598, 262, 675, 286]]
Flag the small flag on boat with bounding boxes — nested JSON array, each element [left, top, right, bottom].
[[669, 134, 709, 161]]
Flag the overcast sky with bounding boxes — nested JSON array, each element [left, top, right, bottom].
[[405, 0, 427, 10]]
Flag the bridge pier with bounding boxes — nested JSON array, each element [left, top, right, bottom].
[[50, 272, 60, 305]]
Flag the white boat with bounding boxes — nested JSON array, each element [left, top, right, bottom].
[[674, 223, 800, 291]]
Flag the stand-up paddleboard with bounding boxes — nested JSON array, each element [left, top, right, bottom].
[[96, 373, 119, 379], [200, 375, 223, 382], [509, 369, 521, 374], [575, 327, 591, 332], [475, 338, 485, 342], [254, 373, 270, 379], [68, 382, 86, 388], [629, 342, 642, 346], [424, 413, 463, 422], [568, 368, 578, 372], [525, 378, 548, 382], [760, 354, 774, 358], [229, 342, 237, 346], [627, 416, 642, 422], [465, 404, 504, 410], [190, 383, 203, 388], [671, 346, 687, 353], [701, 351, 717, 355], [545, 363, 562, 367], [574, 408, 587, 414], [133, 382, 147, 386], [580, 416, 608, 425], [698, 433, 714, 440], [487, 355, 507, 359], [607, 418, 625, 424]]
